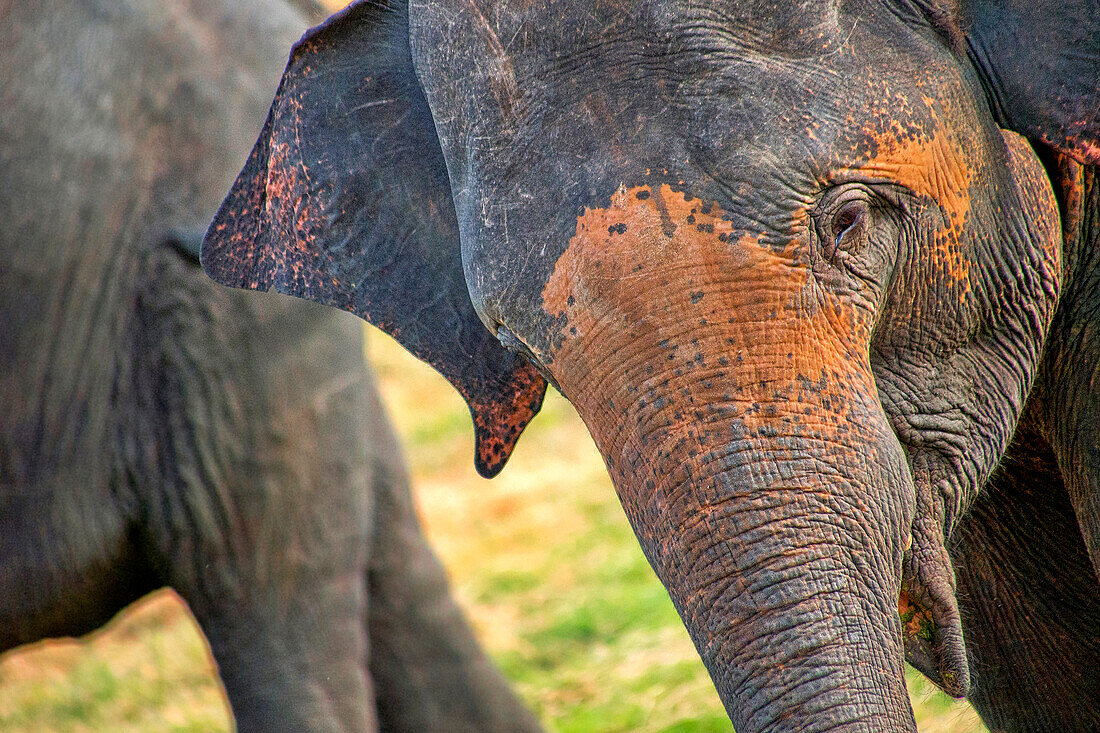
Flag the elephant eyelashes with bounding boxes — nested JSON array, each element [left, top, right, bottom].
[[816, 189, 871, 264]]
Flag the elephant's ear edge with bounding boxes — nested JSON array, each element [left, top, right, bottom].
[[201, 0, 547, 478]]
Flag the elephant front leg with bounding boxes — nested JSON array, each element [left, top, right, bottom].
[[185, 565, 379, 733], [134, 251, 385, 731], [145, 410, 380, 733]]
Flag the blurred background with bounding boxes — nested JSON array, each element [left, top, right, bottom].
[[0, 1, 986, 731]]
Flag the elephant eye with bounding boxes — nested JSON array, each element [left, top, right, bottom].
[[816, 189, 872, 264], [833, 201, 864, 247]]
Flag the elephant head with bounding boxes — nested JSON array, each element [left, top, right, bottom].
[[202, 0, 1098, 729]]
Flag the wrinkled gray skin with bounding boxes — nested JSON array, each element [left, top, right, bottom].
[[198, 0, 1100, 730], [0, 1, 541, 731]]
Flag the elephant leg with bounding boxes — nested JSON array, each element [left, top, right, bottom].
[[183, 566, 378, 733], [951, 421, 1100, 732], [133, 253, 380, 732], [146, 388, 381, 733], [362, 396, 542, 733]]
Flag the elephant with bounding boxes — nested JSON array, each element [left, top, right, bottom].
[[200, 0, 1100, 730], [0, 0, 544, 730]]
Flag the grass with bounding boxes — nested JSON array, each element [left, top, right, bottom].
[[0, 328, 986, 732]]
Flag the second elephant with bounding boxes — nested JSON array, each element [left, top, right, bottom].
[[0, 0, 540, 730]]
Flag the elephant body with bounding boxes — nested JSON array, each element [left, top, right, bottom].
[[0, 1, 540, 731], [200, 0, 1100, 730]]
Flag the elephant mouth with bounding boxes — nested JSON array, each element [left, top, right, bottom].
[[899, 534, 969, 697]]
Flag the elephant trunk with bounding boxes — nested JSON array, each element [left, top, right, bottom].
[[591, 388, 917, 731]]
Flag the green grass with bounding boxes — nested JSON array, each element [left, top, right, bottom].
[[0, 328, 986, 731], [0, 593, 226, 732]]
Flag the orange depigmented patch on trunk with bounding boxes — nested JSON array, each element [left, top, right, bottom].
[[540, 181, 877, 482]]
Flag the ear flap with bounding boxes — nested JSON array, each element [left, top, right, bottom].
[[963, 0, 1100, 165], [201, 0, 546, 478]]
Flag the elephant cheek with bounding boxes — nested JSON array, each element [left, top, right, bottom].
[[537, 181, 921, 728]]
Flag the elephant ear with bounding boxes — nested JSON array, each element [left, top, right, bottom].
[[963, 0, 1100, 165], [201, 0, 546, 478]]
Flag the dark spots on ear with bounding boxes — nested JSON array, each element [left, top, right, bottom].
[[635, 189, 650, 200], [690, 290, 705, 304], [608, 222, 628, 234]]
